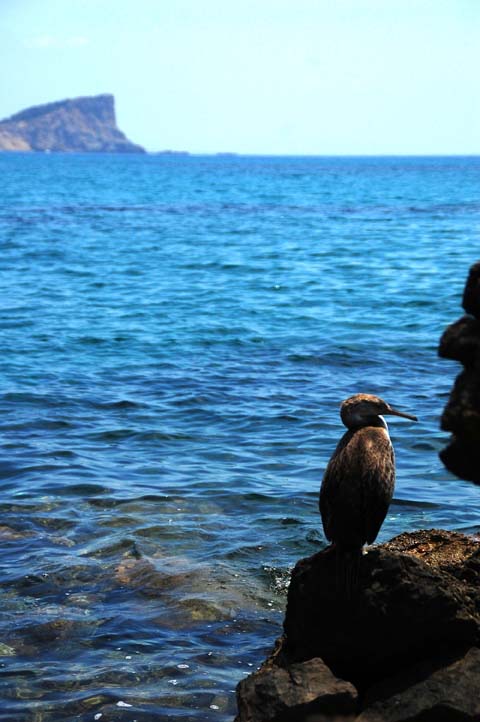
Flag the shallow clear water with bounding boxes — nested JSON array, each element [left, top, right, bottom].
[[0, 154, 479, 721]]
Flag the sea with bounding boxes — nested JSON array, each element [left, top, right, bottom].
[[0, 153, 479, 721]]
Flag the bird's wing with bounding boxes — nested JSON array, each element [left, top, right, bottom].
[[319, 432, 354, 542], [359, 429, 396, 544], [320, 428, 395, 547]]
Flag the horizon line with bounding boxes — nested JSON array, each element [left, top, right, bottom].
[[1, 150, 479, 158], [148, 151, 480, 157]]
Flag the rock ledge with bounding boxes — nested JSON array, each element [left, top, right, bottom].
[[235, 529, 480, 722]]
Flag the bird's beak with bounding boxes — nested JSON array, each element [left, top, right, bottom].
[[386, 406, 418, 421]]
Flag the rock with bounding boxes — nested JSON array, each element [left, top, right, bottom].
[[440, 437, 480, 484], [439, 260, 480, 482], [0, 94, 145, 153], [440, 369, 480, 440], [234, 530, 480, 721], [463, 261, 480, 319], [383, 528, 480, 573], [439, 317, 480, 367], [235, 655, 358, 722], [0, 525, 33, 540], [358, 646, 480, 721], [0, 128, 30, 150], [21, 618, 80, 643], [0, 642, 16, 656], [439, 366, 480, 482], [283, 531, 479, 689]]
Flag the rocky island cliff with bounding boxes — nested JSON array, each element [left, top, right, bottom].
[[0, 94, 145, 153]]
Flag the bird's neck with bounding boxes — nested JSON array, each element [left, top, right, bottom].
[[376, 415, 389, 434]]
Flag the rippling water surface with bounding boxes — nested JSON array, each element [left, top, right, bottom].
[[0, 154, 479, 721]]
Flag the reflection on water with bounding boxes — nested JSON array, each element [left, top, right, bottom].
[[0, 154, 479, 719]]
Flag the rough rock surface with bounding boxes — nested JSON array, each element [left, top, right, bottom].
[[439, 260, 480, 482], [235, 655, 358, 722], [358, 647, 480, 722], [463, 261, 480, 319], [235, 530, 480, 722], [283, 530, 479, 688], [0, 94, 145, 153]]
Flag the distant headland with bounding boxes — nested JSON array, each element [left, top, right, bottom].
[[0, 94, 145, 153]]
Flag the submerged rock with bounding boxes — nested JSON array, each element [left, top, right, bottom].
[[0, 525, 33, 540], [234, 529, 480, 722], [0, 642, 16, 656]]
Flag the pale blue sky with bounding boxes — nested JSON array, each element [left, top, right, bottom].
[[2, 0, 479, 154]]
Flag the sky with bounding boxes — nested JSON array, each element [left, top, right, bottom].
[[1, 0, 479, 154]]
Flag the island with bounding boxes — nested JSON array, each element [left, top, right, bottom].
[[0, 94, 145, 153]]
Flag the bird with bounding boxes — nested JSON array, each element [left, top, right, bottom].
[[319, 393, 417, 597]]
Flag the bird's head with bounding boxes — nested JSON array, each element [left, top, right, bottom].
[[340, 393, 417, 430]]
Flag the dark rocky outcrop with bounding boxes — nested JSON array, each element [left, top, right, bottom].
[[234, 529, 480, 721], [283, 532, 479, 688], [358, 647, 480, 722], [0, 94, 145, 153], [236, 654, 358, 722], [439, 261, 480, 482]]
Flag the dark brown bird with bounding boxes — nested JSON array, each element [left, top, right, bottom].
[[319, 393, 417, 596]]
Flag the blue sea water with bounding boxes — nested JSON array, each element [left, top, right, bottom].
[[0, 153, 479, 721]]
